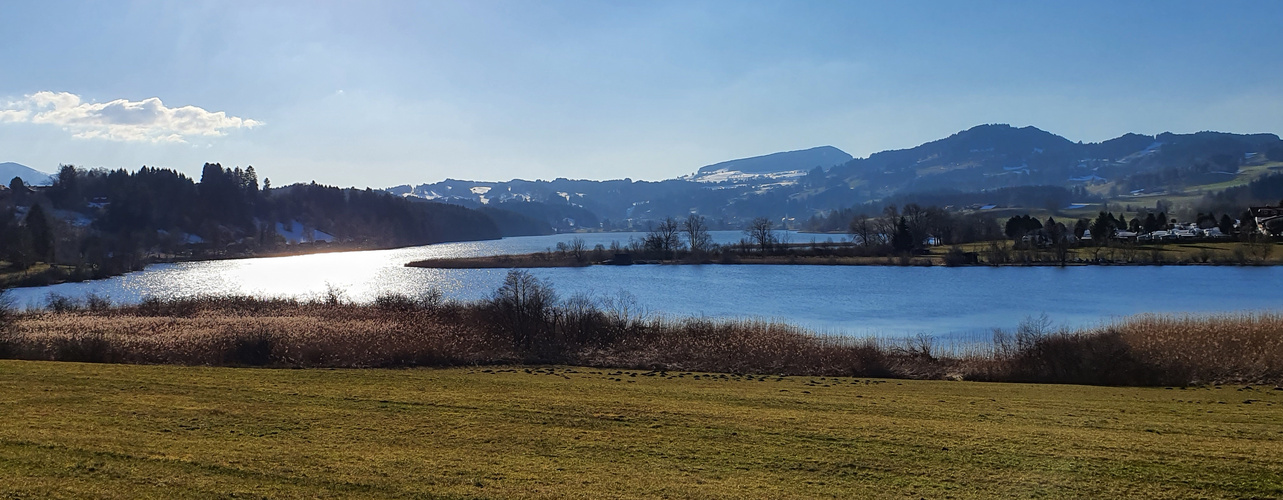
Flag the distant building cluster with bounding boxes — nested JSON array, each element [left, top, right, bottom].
[[1249, 206, 1283, 236]]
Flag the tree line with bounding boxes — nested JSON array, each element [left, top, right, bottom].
[[2, 163, 521, 281], [804, 185, 1094, 233]]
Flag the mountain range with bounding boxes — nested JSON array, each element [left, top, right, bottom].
[[387, 124, 1283, 228]]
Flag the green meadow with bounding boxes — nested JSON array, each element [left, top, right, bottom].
[[3, 361, 1282, 498]]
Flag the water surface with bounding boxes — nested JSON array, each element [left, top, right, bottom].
[[10, 231, 1283, 340]]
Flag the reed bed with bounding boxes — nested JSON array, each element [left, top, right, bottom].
[[3, 306, 505, 368], [1113, 312, 1283, 384], [2, 283, 1282, 386]]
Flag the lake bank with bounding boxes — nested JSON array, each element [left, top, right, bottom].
[[404, 252, 908, 268], [405, 239, 1283, 269]]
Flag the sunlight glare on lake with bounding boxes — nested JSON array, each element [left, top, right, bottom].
[[12, 232, 1283, 340]]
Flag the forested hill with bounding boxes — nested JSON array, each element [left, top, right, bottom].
[[388, 124, 1283, 228], [1, 163, 548, 278]]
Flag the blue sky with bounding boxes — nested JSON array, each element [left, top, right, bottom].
[[2, 0, 1281, 187]]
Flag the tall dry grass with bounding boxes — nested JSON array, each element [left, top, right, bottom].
[[2, 288, 1282, 385], [1111, 312, 1283, 384], [962, 312, 1283, 385], [1, 296, 506, 367], [574, 318, 920, 377], [0, 293, 950, 377]]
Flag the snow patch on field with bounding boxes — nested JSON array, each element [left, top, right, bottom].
[[685, 168, 808, 184], [276, 221, 335, 244], [53, 209, 94, 227]]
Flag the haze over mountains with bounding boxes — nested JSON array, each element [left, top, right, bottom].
[[0, 162, 53, 186], [388, 124, 1283, 228]]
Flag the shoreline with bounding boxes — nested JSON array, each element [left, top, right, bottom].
[[405, 249, 1283, 269]]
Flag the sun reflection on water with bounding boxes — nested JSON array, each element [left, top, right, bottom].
[[10, 231, 1283, 340]]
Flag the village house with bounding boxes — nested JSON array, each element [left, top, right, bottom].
[[1249, 206, 1283, 236]]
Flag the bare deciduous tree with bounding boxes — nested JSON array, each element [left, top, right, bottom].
[[682, 214, 712, 254], [643, 217, 683, 256], [744, 217, 776, 254], [874, 205, 899, 247], [848, 214, 876, 247], [568, 237, 587, 262]]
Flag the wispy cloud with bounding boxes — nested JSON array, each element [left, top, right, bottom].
[[1, 91, 261, 143]]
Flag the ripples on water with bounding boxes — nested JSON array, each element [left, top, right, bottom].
[[11, 231, 1283, 341]]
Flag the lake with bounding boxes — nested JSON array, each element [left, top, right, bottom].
[[8, 231, 1283, 341]]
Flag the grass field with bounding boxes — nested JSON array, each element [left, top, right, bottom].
[[1087, 161, 1283, 208], [1, 361, 1281, 498]]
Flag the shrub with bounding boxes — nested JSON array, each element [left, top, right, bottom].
[[323, 283, 348, 306], [85, 293, 112, 312], [374, 293, 418, 312], [942, 246, 974, 266], [45, 293, 80, 313], [995, 330, 1162, 385], [417, 289, 444, 310], [491, 270, 558, 351]]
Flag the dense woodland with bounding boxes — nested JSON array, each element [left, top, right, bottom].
[[0, 163, 543, 283]]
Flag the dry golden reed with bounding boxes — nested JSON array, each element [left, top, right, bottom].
[[2, 293, 1281, 386]]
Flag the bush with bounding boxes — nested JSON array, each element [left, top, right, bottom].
[[416, 289, 444, 310], [942, 246, 974, 266], [45, 293, 81, 313], [374, 293, 418, 312], [491, 270, 559, 351], [997, 330, 1162, 385], [323, 283, 348, 306], [85, 293, 112, 312]]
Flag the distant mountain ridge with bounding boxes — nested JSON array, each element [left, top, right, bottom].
[[0, 162, 54, 185], [826, 125, 1280, 197], [388, 124, 1283, 227], [695, 146, 852, 175]]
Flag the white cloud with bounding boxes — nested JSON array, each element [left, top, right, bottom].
[[1, 91, 261, 143], [0, 109, 30, 122]]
